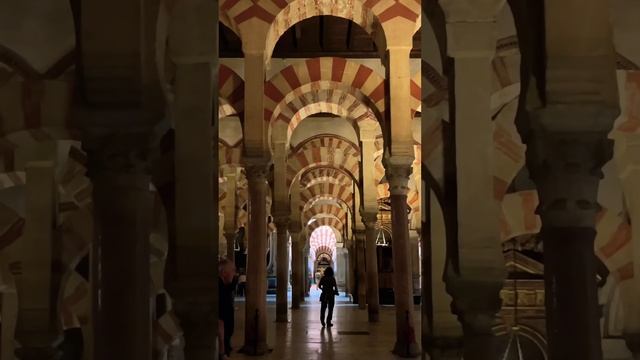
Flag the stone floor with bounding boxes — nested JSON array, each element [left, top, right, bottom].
[[229, 289, 423, 360]]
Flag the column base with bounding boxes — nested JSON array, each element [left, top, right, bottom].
[[392, 340, 421, 358], [275, 314, 288, 323]]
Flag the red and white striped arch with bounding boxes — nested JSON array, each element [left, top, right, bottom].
[[300, 182, 354, 212], [270, 88, 381, 143], [303, 203, 347, 225], [309, 225, 338, 261], [220, 0, 419, 64], [265, 58, 385, 124], [287, 135, 360, 187], [299, 167, 354, 188], [219, 64, 245, 119], [0, 78, 79, 172]]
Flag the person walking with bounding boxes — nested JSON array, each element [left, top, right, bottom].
[[318, 267, 339, 327], [218, 258, 237, 359]]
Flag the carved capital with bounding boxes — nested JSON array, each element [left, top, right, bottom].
[[244, 158, 270, 184], [83, 129, 154, 180], [273, 214, 290, 232], [354, 230, 366, 243], [384, 156, 413, 196], [526, 105, 618, 227], [361, 211, 378, 229]]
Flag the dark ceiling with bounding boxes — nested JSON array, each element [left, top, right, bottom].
[[220, 16, 421, 58]]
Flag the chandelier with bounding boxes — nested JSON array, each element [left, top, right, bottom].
[[375, 228, 389, 246]]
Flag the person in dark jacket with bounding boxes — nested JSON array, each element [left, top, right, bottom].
[[318, 267, 339, 327], [218, 258, 237, 359]]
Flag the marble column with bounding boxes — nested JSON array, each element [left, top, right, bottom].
[[14, 160, 58, 359], [527, 106, 617, 360], [85, 131, 153, 360], [242, 162, 270, 355], [222, 167, 238, 259], [346, 238, 357, 302], [170, 62, 217, 360], [385, 158, 420, 357], [290, 230, 302, 309], [362, 212, 380, 322], [438, 3, 507, 358], [274, 216, 290, 322], [354, 230, 367, 310]]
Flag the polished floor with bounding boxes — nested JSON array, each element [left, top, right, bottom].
[[229, 288, 423, 360]]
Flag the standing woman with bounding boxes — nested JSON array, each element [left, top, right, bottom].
[[318, 267, 339, 327]]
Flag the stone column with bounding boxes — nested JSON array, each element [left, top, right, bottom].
[[242, 162, 270, 355], [438, 2, 507, 359], [527, 107, 616, 360], [14, 160, 58, 359], [385, 158, 420, 357], [274, 216, 289, 322], [362, 212, 380, 322], [85, 131, 153, 360], [346, 237, 357, 302], [222, 167, 238, 259], [170, 62, 217, 360], [289, 229, 302, 309], [354, 230, 367, 310]]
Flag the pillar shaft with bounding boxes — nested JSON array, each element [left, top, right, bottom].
[[355, 231, 367, 310], [85, 132, 153, 360], [222, 167, 238, 259], [170, 62, 217, 359], [290, 232, 302, 309], [385, 159, 420, 357], [243, 163, 270, 355], [436, 4, 508, 357], [527, 106, 617, 360], [362, 213, 380, 322], [15, 161, 58, 359], [275, 218, 289, 322]]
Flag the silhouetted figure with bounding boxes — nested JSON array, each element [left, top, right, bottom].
[[218, 258, 237, 359], [237, 269, 247, 297], [318, 267, 339, 327]]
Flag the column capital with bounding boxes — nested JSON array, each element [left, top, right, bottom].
[[83, 129, 155, 182], [354, 230, 366, 242], [361, 211, 378, 228], [273, 214, 290, 231], [439, 0, 505, 58], [527, 105, 618, 227], [244, 158, 270, 183], [383, 156, 413, 196]]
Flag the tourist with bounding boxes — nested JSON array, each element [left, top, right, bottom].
[[218, 258, 237, 358], [237, 269, 247, 297], [318, 267, 339, 327]]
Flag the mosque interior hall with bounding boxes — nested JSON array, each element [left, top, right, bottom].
[[1, 0, 640, 359]]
